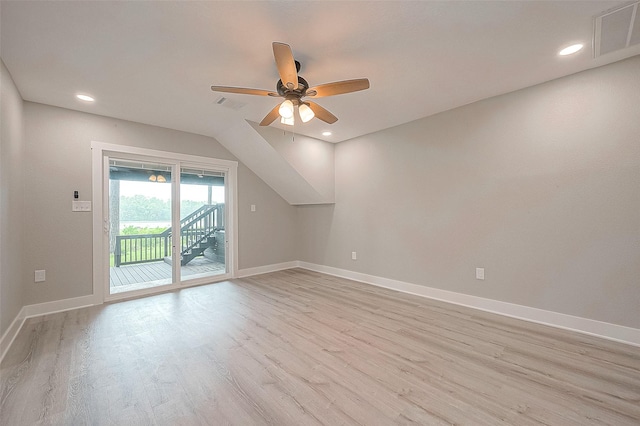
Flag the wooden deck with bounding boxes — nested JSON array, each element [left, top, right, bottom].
[[110, 257, 225, 293]]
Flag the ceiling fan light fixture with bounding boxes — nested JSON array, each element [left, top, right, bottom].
[[279, 99, 294, 118], [299, 103, 315, 123], [281, 116, 295, 126]]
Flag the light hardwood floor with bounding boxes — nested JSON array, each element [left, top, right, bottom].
[[1, 268, 639, 425]]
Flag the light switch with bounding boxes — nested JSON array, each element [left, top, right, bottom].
[[250, 204, 256, 212], [72, 201, 92, 212]]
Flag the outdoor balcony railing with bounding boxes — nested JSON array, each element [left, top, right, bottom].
[[114, 204, 224, 267]]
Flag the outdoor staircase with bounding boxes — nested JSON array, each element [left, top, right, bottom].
[[164, 204, 224, 266], [179, 231, 216, 266], [114, 203, 225, 267]]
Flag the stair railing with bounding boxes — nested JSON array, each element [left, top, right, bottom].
[[114, 204, 224, 267]]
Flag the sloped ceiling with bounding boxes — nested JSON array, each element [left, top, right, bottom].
[[2, 1, 639, 205], [2, 1, 639, 144], [214, 119, 333, 205]]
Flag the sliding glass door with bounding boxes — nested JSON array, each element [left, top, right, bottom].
[[109, 159, 175, 295], [97, 146, 235, 302], [179, 167, 228, 283]]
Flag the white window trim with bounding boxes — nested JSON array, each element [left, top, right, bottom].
[[91, 141, 238, 303]]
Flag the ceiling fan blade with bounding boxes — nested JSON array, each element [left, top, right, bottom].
[[211, 86, 277, 97], [272, 42, 298, 90], [259, 104, 281, 126], [307, 101, 338, 124], [306, 78, 370, 98]]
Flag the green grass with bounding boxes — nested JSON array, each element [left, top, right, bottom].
[[120, 225, 167, 235], [111, 226, 169, 266]]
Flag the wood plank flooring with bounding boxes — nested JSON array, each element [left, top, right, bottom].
[[1, 268, 639, 425]]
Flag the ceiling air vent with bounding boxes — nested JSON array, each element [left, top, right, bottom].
[[214, 96, 246, 111], [594, 1, 640, 57]]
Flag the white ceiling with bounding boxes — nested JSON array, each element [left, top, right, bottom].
[[1, 1, 639, 143]]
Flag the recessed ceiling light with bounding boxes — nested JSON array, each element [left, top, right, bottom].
[[76, 94, 95, 102], [558, 43, 584, 56], [322, 131, 332, 136]]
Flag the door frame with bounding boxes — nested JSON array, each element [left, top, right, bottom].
[[91, 141, 238, 302]]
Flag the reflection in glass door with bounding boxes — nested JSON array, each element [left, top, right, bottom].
[[179, 167, 227, 282], [108, 159, 175, 295]]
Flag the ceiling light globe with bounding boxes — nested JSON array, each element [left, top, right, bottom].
[[281, 116, 295, 126], [299, 103, 315, 123], [279, 100, 294, 118]]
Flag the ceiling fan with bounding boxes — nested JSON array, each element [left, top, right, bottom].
[[211, 42, 370, 127]]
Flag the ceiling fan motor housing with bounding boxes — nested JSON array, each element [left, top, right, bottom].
[[277, 76, 310, 97]]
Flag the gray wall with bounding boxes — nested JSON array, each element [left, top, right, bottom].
[[21, 102, 297, 306], [3, 54, 638, 338], [251, 123, 335, 202], [0, 60, 25, 337], [297, 55, 640, 329]]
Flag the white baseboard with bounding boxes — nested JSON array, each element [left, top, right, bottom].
[[1, 264, 293, 362], [237, 261, 298, 278], [0, 306, 27, 363], [297, 261, 640, 347], [22, 294, 99, 318], [0, 294, 100, 363], [4, 261, 638, 364]]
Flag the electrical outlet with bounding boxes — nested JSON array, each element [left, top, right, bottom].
[[35, 270, 46, 282], [352, 251, 357, 260], [476, 268, 485, 280]]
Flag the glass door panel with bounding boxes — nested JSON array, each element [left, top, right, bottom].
[[108, 158, 175, 295], [179, 167, 227, 282]]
